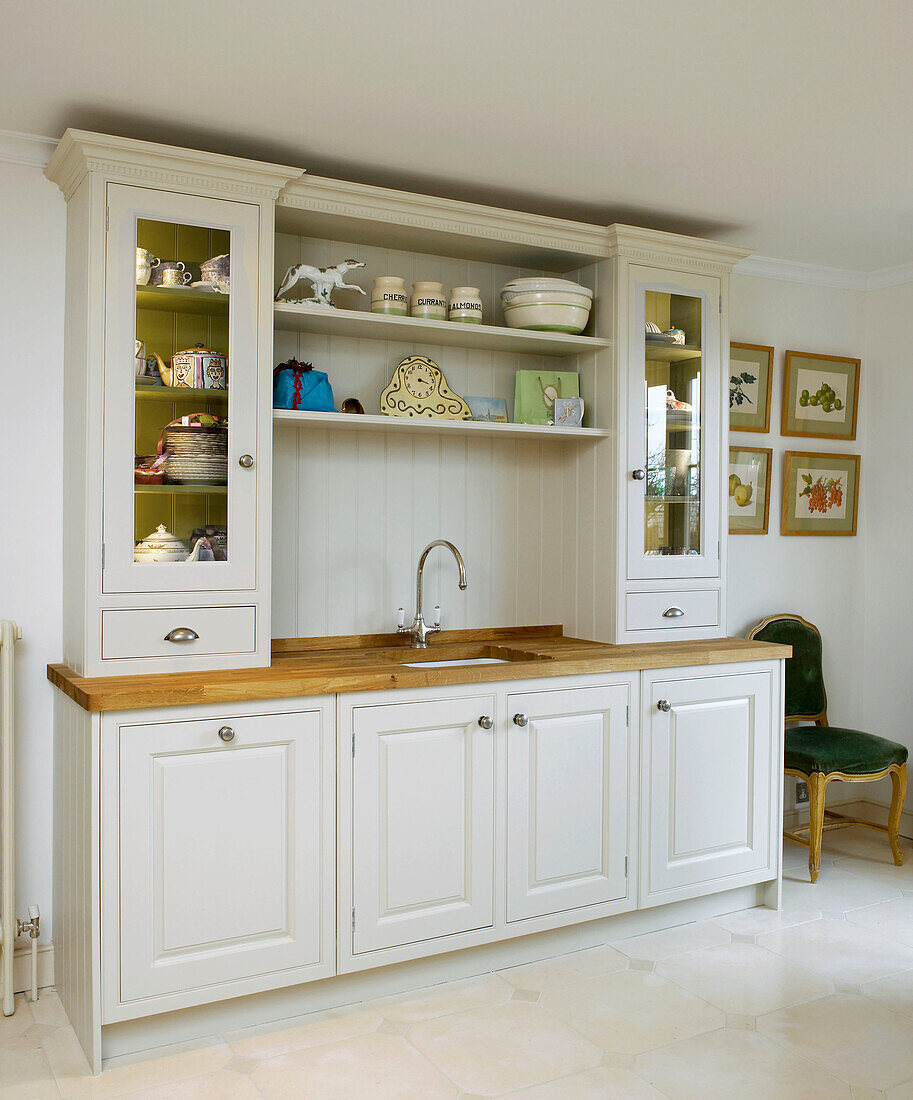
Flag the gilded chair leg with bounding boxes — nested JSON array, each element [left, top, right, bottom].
[[807, 773, 828, 883], [889, 763, 907, 866]]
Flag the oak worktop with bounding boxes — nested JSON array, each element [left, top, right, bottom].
[[48, 626, 790, 712]]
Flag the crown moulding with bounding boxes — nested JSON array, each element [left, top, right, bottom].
[[606, 224, 753, 273], [44, 129, 305, 202]]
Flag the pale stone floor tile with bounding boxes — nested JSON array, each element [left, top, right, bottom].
[[656, 940, 833, 1016], [637, 1027, 852, 1099], [28, 992, 71, 1031], [226, 1005, 382, 1059], [609, 919, 730, 961], [887, 1081, 913, 1099], [848, 897, 913, 948], [835, 853, 913, 889], [510, 988, 540, 1002], [113, 1070, 261, 1099], [502, 1065, 665, 1098], [373, 973, 513, 1024], [251, 1032, 458, 1098], [408, 1001, 601, 1095], [816, 826, 895, 860], [781, 866, 904, 912], [855, 1088, 889, 1100], [863, 968, 913, 1020], [539, 969, 724, 1055], [759, 917, 913, 984], [0, 1037, 61, 1100], [498, 945, 627, 993], [758, 992, 913, 1090], [0, 993, 36, 1045]]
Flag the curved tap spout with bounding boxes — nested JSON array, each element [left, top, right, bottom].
[[401, 540, 468, 648]]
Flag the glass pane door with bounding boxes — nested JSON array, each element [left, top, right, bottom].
[[627, 267, 721, 581], [103, 183, 260, 594], [643, 290, 702, 558]]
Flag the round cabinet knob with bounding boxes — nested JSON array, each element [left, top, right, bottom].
[[218, 726, 235, 742], [478, 715, 494, 730], [513, 713, 529, 727], [657, 700, 672, 712], [632, 468, 646, 481], [164, 627, 199, 644], [239, 454, 255, 469]]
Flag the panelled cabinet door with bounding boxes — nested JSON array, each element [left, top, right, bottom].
[[351, 694, 496, 954], [641, 669, 775, 906], [114, 708, 333, 1006], [103, 183, 262, 595], [506, 684, 630, 922], [626, 265, 723, 582]]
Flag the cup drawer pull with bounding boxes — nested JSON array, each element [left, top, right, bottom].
[[662, 607, 685, 618], [164, 627, 199, 643]]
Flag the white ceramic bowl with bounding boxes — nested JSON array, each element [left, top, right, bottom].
[[500, 278, 593, 334]]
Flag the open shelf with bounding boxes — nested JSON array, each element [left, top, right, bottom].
[[273, 409, 609, 441], [644, 343, 702, 363], [273, 301, 610, 357], [645, 495, 701, 504], [135, 385, 228, 403], [136, 285, 229, 316], [135, 483, 227, 495]]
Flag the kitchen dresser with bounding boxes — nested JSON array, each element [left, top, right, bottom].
[[45, 131, 787, 1070]]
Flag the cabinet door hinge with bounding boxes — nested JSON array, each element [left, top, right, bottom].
[[625, 856, 629, 877], [351, 908, 356, 933], [626, 705, 630, 726], [101, 542, 105, 570], [105, 206, 109, 232], [719, 294, 722, 314], [352, 731, 355, 757]]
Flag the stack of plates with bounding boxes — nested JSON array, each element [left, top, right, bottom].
[[163, 425, 228, 485]]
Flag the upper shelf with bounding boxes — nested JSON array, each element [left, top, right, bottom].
[[273, 301, 610, 357], [136, 285, 229, 316]]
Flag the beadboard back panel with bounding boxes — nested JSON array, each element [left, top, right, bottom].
[[270, 233, 615, 640]]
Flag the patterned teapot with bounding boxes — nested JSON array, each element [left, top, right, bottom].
[[133, 525, 208, 563]]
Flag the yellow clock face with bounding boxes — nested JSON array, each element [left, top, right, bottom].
[[404, 361, 436, 399]]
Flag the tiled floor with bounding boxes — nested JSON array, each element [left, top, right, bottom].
[[6, 828, 913, 1097]]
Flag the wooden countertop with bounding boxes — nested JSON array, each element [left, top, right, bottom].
[[47, 626, 791, 713]]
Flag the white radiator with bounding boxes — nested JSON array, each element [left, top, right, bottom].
[[0, 619, 21, 1016]]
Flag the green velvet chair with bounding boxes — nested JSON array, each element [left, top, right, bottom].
[[748, 613, 907, 883]]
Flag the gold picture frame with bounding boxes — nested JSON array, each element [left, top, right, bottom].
[[781, 351, 860, 441], [729, 343, 774, 433], [729, 446, 772, 534], [781, 450, 860, 536]]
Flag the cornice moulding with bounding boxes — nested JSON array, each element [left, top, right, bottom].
[[0, 129, 56, 167], [734, 253, 868, 290], [44, 129, 304, 202], [606, 224, 753, 273], [865, 262, 913, 291]]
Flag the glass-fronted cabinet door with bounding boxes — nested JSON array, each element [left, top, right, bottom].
[[102, 184, 261, 594], [626, 266, 722, 581]]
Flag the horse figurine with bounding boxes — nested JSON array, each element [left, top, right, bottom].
[[274, 258, 366, 307]]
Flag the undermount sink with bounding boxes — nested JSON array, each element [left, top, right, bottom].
[[399, 644, 549, 668]]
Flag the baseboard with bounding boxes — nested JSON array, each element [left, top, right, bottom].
[[784, 798, 913, 840], [13, 942, 54, 994]]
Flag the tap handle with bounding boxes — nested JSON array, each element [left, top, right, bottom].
[[433, 605, 441, 628], [396, 607, 405, 629]]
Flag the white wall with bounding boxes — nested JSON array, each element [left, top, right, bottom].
[[0, 152, 890, 961], [0, 160, 66, 939], [727, 274, 869, 739]]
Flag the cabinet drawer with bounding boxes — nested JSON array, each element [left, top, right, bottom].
[[625, 590, 720, 632], [101, 605, 256, 661]]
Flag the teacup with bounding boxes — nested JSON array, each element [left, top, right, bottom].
[[150, 260, 187, 286], [162, 267, 193, 287], [136, 248, 160, 285]]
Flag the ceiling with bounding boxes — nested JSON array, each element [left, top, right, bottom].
[[3, 0, 912, 271]]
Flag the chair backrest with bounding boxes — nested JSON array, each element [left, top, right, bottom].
[[747, 613, 828, 724]]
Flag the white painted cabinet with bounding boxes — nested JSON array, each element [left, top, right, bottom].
[[506, 683, 632, 922], [639, 665, 778, 907], [350, 693, 496, 954], [103, 702, 335, 1018]]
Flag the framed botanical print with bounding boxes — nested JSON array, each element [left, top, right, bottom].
[[781, 451, 860, 536], [729, 343, 774, 433], [729, 446, 772, 534], [781, 351, 860, 440]]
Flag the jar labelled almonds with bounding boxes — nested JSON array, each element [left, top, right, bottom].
[[449, 286, 483, 324], [410, 280, 447, 321], [371, 276, 408, 315]]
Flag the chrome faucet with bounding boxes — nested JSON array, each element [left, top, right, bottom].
[[398, 540, 467, 648]]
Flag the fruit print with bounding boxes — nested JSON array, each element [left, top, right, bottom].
[[799, 472, 843, 514], [799, 380, 842, 413]]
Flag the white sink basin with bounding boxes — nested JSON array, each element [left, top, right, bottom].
[[402, 657, 510, 668]]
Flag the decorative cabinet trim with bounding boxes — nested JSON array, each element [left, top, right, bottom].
[[45, 129, 304, 202], [607, 224, 752, 274]]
